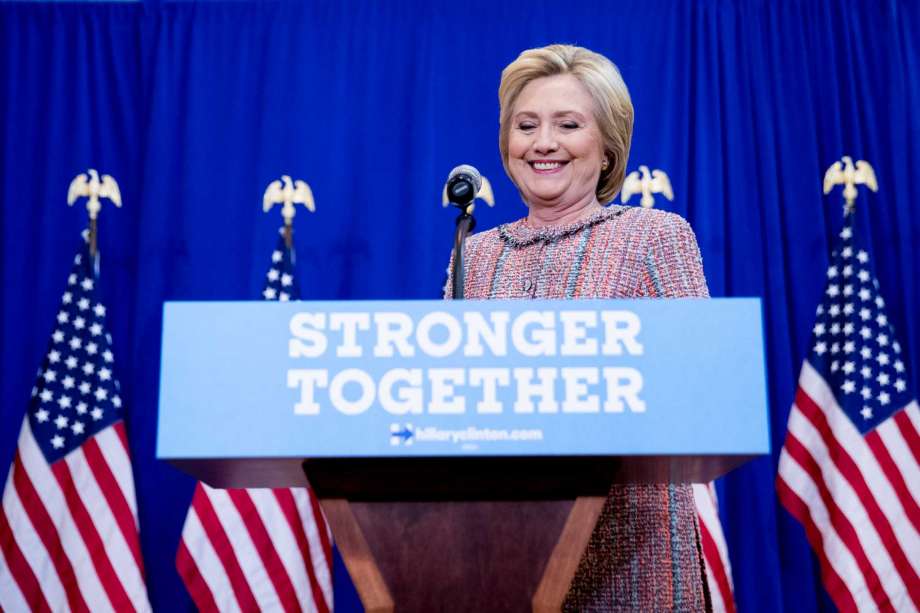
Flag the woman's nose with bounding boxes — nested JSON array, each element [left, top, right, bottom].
[[532, 125, 558, 154]]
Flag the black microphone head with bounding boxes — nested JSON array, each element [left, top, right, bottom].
[[448, 164, 483, 193], [446, 164, 482, 207]]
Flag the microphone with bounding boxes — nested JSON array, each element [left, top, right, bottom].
[[443, 165, 481, 299], [445, 165, 482, 208]]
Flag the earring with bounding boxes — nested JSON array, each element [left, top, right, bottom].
[[601, 158, 609, 171]]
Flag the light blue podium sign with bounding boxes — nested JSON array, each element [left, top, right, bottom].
[[157, 298, 769, 489]]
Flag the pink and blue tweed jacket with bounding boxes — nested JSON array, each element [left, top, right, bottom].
[[455, 204, 710, 612]]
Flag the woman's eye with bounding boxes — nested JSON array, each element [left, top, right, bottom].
[[518, 122, 536, 131], [561, 122, 579, 130]]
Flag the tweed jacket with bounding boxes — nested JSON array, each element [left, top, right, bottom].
[[452, 204, 710, 612]]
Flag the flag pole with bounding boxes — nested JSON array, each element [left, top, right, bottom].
[[777, 155, 920, 612], [66, 168, 122, 258], [177, 183, 335, 612], [618, 163, 737, 611], [1, 179, 150, 610]]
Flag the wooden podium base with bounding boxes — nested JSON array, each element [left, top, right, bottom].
[[320, 497, 605, 613], [294, 455, 755, 612]]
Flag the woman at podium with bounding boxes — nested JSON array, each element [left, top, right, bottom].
[[450, 44, 710, 610]]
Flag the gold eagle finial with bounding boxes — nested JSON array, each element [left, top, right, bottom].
[[620, 165, 673, 208], [823, 156, 877, 213], [263, 175, 315, 247]]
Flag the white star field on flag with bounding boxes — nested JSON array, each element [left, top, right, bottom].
[[27, 244, 124, 462], [807, 217, 912, 433]]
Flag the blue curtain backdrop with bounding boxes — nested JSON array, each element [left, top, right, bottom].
[[1, 0, 918, 610]]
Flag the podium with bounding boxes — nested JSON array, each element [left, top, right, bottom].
[[158, 299, 769, 611]]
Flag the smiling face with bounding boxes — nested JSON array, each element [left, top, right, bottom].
[[507, 74, 606, 212]]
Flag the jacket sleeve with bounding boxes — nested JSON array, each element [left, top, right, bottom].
[[443, 231, 486, 299], [443, 248, 456, 299], [640, 212, 710, 298]]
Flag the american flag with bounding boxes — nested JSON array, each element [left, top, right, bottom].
[[0, 236, 151, 612], [694, 483, 736, 613], [177, 229, 334, 612], [777, 211, 920, 611]]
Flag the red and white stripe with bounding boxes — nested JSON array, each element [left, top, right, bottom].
[[777, 361, 920, 612], [0, 420, 150, 612], [178, 483, 334, 613], [693, 482, 736, 613]]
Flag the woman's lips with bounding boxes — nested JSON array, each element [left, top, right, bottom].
[[528, 160, 569, 174]]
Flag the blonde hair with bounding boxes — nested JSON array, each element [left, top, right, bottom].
[[498, 44, 634, 204]]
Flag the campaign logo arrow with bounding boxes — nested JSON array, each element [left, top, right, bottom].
[[389, 423, 414, 446]]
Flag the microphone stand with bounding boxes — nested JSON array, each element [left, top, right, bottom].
[[451, 204, 475, 300]]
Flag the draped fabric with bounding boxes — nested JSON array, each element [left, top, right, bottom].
[[1, 1, 918, 611]]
